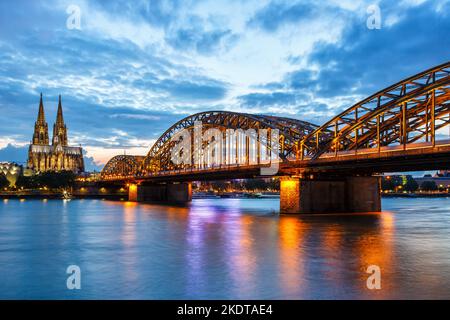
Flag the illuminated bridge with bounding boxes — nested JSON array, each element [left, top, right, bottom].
[[100, 62, 450, 213]]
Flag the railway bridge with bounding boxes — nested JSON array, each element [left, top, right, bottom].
[[100, 62, 450, 213]]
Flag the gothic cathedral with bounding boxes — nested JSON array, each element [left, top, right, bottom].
[[27, 94, 84, 173]]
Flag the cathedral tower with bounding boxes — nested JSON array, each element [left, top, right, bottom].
[[27, 93, 84, 173], [32, 93, 49, 145], [52, 95, 68, 146]]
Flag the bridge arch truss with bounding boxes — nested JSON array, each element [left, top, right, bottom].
[[101, 155, 145, 179], [299, 61, 450, 160], [142, 111, 320, 174]]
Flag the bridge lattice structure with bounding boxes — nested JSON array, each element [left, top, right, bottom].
[[101, 62, 450, 181]]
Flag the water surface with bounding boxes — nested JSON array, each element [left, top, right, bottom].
[[0, 197, 450, 299]]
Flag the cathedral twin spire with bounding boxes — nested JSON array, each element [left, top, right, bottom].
[[33, 93, 68, 147], [32, 93, 49, 145]]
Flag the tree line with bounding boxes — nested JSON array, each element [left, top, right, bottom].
[[1, 171, 76, 190], [0, 172, 444, 193], [381, 175, 441, 192]]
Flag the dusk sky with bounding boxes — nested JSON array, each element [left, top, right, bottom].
[[0, 0, 449, 170]]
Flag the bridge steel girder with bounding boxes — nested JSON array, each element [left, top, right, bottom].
[[299, 61, 450, 160], [100, 62, 450, 183], [100, 155, 145, 180], [140, 111, 320, 175]]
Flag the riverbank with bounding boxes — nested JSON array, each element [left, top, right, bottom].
[[0, 192, 126, 200], [382, 192, 450, 198], [1, 191, 449, 200]]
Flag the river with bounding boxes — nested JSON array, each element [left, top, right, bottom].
[[0, 197, 450, 299]]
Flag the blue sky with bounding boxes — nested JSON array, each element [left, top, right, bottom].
[[0, 0, 449, 171]]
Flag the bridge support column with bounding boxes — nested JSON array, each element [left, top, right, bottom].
[[129, 182, 192, 203], [167, 183, 193, 203], [280, 177, 301, 214], [280, 176, 381, 214]]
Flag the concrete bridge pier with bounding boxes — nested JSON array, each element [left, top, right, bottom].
[[280, 176, 381, 214], [129, 182, 192, 203]]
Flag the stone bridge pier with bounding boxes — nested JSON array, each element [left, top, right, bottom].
[[129, 182, 192, 203], [280, 176, 381, 214]]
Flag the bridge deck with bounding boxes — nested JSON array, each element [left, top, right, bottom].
[[101, 140, 450, 183]]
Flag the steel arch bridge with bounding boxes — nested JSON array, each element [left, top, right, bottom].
[[101, 155, 144, 179], [141, 111, 321, 174], [101, 61, 450, 181], [298, 61, 450, 160], [101, 112, 320, 179]]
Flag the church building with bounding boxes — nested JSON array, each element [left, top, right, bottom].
[[27, 94, 84, 173]]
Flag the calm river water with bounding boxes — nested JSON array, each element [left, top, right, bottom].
[[0, 197, 450, 299]]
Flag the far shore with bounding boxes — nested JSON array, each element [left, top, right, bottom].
[[382, 192, 450, 198], [1, 190, 449, 200]]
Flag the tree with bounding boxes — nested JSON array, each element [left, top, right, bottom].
[[15, 175, 37, 189], [381, 177, 395, 191], [209, 181, 227, 192], [0, 173, 9, 189], [244, 179, 268, 191], [403, 176, 419, 192], [420, 181, 438, 191], [36, 171, 76, 189], [381, 176, 402, 192], [15, 171, 76, 190]]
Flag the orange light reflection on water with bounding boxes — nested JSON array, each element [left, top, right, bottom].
[[278, 217, 306, 297], [355, 211, 395, 298]]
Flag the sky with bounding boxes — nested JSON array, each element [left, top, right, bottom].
[[0, 0, 449, 171]]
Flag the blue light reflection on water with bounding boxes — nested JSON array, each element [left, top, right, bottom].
[[0, 197, 450, 299]]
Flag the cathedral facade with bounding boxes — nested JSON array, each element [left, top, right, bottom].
[[27, 94, 85, 173]]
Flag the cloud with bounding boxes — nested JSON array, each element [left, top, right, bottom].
[[0, 143, 103, 172], [0, 144, 28, 164], [238, 91, 301, 108], [237, 0, 450, 118], [82, 150, 103, 171], [306, 0, 450, 97], [247, 1, 317, 32], [0, 0, 448, 168]]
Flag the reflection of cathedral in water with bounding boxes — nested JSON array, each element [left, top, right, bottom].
[[27, 94, 84, 173]]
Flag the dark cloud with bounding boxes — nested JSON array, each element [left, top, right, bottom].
[[307, 1, 450, 97], [242, 1, 450, 115], [0, 0, 448, 167], [0, 22, 229, 152]]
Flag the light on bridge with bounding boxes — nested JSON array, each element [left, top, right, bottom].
[[129, 184, 138, 202]]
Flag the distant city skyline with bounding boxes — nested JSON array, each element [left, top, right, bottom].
[[0, 0, 449, 170]]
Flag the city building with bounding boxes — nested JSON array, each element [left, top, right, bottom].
[[0, 162, 22, 187], [415, 170, 450, 190], [27, 94, 84, 173]]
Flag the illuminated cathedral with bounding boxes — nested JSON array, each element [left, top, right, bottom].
[[27, 94, 84, 173]]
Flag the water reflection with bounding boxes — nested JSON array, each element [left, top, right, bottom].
[[278, 217, 306, 298], [121, 201, 137, 246], [1, 198, 450, 299]]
